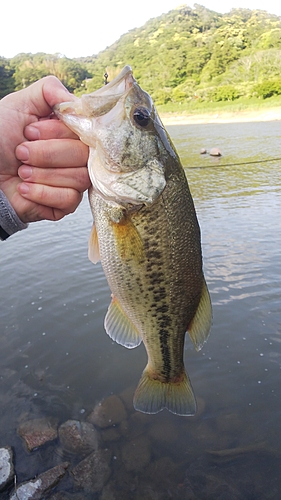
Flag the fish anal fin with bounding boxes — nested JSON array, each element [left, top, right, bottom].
[[104, 296, 142, 349], [133, 367, 196, 416], [188, 278, 212, 351], [88, 223, 100, 264]]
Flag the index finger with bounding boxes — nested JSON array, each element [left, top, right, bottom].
[[16, 138, 89, 169], [25, 119, 79, 141]]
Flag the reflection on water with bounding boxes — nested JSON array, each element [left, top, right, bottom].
[[1, 121, 281, 498]]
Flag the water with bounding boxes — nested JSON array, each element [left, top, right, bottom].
[[1, 121, 281, 498]]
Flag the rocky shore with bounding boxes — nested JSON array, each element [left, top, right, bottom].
[[1, 386, 279, 499]]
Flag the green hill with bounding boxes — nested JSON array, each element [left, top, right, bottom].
[[2, 4, 281, 108]]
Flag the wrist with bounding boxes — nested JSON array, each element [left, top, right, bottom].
[[0, 225, 10, 240], [0, 190, 28, 239]]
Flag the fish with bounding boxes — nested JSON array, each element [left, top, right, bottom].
[[54, 66, 212, 416]]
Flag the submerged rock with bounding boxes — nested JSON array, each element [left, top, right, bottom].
[[118, 413, 147, 440], [71, 448, 112, 493], [0, 446, 14, 492], [17, 417, 58, 452], [9, 462, 69, 500], [121, 436, 151, 472], [48, 493, 85, 500], [148, 420, 179, 444], [87, 395, 127, 429], [58, 419, 100, 456], [101, 426, 121, 443], [118, 386, 135, 413]]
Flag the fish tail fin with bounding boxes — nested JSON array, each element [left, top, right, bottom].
[[133, 367, 196, 416]]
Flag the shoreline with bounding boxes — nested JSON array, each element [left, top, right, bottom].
[[160, 106, 281, 125]]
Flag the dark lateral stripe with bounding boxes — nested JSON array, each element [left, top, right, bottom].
[[159, 327, 171, 380]]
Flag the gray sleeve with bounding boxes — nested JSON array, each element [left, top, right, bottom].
[[0, 190, 28, 240]]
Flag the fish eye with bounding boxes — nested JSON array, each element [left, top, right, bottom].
[[133, 107, 150, 127]]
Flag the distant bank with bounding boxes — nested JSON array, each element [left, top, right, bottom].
[[160, 107, 281, 126]]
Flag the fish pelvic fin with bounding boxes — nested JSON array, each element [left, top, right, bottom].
[[188, 278, 212, 351], [88, 223, 100, 264], [104, 296, 142, 349], [133, 367, 197, 416]]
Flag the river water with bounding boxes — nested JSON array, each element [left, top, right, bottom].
[[1, 120, 281, 498]]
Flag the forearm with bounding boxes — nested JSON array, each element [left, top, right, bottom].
[[0, 190, 28, 240]]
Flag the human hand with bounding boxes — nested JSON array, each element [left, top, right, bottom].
[[0, 76, 90, 223]]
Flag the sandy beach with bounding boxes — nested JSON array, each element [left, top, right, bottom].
[[160, 106, 281, 125]]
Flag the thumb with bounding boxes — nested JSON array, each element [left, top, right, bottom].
[[12, 76, 77, 118], [42, 75, 78, 109]]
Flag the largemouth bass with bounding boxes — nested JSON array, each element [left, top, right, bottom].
[[54, 66, 212, 416]]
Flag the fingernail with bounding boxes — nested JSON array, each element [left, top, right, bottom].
[[19, 166, 32, 180], [16, 145, 29, 162], [25, 125, 40, 140], [18, 183, 30, 195]]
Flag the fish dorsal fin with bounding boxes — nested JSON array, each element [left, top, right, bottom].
[[88, 224, 100, 264], [104, 296, 142, 349], [188, 278, 212, 351]]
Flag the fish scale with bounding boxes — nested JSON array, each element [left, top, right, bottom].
[[54, 65, 212, 416]]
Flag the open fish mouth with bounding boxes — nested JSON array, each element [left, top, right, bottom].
[[81, 65, 135, 117], [54, 66, 135, 119]]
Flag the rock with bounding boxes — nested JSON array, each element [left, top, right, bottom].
[[203, 474, 245, 500], [148, 420, 179, 444], [48, 494, 69, 500], [0, 446, 14, 492], [101, 480, 132, 500], [121, 436, 151, 472], [58, 420, 100, 455], [71, 449, 112, 493], [48, 494, 85, 500], [209, 147, 222, 156], [200, 148, 207, 154], [101, 427, 121, 443], [9, 462, 69, 500], [17, 417, 58, 452], [118, 386, 135, 413], [119, 414, 145, 439], [118, 413, 147, 440], [87, 395, 127, 429], [100, 482, 118, 500], [148, 456, 193, 498]]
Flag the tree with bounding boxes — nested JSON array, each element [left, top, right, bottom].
[[0, 57, 15, 98]]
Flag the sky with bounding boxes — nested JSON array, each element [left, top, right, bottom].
[[1, 0, 281, 60]]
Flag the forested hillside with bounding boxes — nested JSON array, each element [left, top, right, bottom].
[[1, 4, 281, 105]]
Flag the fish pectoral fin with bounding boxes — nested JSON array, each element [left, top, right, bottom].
[[111, 216, 144, 264], [133, 367, 197, 416], [88, 224, 100, 264], [188, 278, 212, 351], [104, 296, 142, 349]]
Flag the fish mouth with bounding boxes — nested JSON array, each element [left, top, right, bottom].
[[54, 65, 135, 119], [81, 65, 136, 118], [85, 66, 134, 107]]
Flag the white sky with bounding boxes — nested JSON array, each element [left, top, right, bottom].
[[1, 0, 281, 59]]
